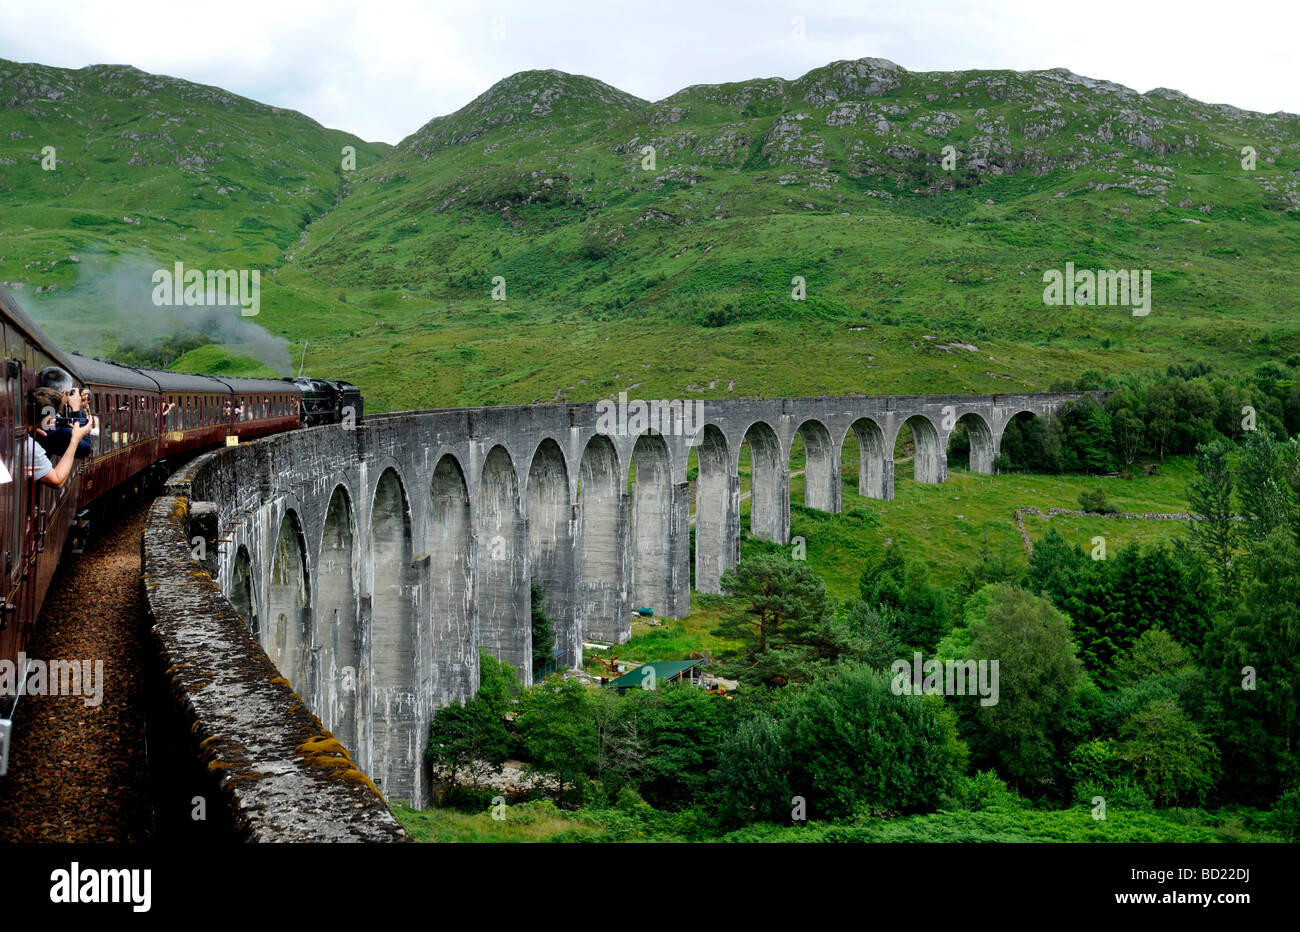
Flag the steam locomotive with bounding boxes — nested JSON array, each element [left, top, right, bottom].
[[0, 284, 362, 773]]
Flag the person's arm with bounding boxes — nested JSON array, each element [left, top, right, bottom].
[[40, 420, 93, 487]]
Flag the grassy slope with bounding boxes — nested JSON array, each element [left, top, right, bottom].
[[0, 58, 390, 370], [289, 62, 1300, 411], [3, 59, 1298, 403]]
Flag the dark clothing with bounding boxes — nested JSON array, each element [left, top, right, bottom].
[[39, 409, 93, 459]]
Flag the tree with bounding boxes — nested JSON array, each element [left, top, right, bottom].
[[1203, 529, 1300, 804], [712, 714, 792, 825], [1118, 698, 1219, 807], [1237, 431, 1299, 541], [1067, 738, 1153, 809], [712, 666, 967, 825], [1140, 382, 1178, 461], [517, 678, 597, 804], [779, 665, 966, 819], [858, 548, 952, 651], [841, 600, 903, 670], [530, 583, 556, 674], [477, 651, 521, 719], [1114, 628, 1193, 688], [636, 683, 736, 809], [1112, 407, 1145, 467], [713, 554, 833, 682], [961, 585, 1085, 793], [1188, 439, 1240, 596], [589, 687, 647, 797], [426, 696, 510, 802]]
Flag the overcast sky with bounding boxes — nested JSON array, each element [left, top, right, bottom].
[[1, 0, 1296, 144]]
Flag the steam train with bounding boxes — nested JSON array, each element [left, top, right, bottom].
[[0, 284, 361, 772]]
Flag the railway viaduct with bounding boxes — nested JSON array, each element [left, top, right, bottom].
[[160, 390, 1090, 810]]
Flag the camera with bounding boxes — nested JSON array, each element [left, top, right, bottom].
[[54, 415, 72, 429]]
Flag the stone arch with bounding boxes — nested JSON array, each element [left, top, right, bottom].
[[429, 454, 475, 700], [692, 424, 734, 594], [629, 432, 672, 614], [793, 419, 837, 512], [947, 411, 997, 475], [577, 434, 628, 644], [265, 510, 312, 701], [846, 417, 891, 500], [477, 445, 530, 680], [317, 485, 360, 762], [526, 438, 574, 672], [997, 409, 1048, 472], [895, 414, 946, 485], [739, 420, 786, 544], [369, 467, 418, 803], [230, 544, 258, 635]]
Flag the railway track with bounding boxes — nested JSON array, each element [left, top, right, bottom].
[[0, 498, 152, 843]]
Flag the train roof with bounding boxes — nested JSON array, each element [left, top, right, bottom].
[[137, 367, 237, 393], [71, 357, 299, 395], [69, 354, 171, 391], [213, 375, 301, 394]]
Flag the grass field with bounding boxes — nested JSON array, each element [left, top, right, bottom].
[[593, 453, 1200, 674], [390, 799, 1279, 843]]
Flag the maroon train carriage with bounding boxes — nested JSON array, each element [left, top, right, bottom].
[[0, 283, 331, 774], [0, 288, 90, 711]]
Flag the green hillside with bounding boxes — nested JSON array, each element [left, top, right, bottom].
[[0, 58, 390, 373], [2, 58, 1298, 407]]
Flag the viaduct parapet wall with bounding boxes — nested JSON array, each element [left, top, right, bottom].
[[148, 390, 1095, 810]]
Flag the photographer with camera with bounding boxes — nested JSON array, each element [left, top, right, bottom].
[[26, 387, 95, 489], [35, 366, 95, 459]]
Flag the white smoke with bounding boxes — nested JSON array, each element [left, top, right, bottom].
[[23, 248, 292, 376]]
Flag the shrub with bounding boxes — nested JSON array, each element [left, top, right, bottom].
[[1270, 787, 1300, 841], [1077, 486, 1116, 514]]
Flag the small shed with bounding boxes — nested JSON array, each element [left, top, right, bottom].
[[606, 659, 706, 694]]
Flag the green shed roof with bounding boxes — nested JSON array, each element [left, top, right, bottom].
[[607, 659, 705, 689]]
